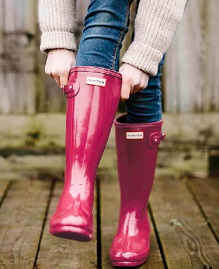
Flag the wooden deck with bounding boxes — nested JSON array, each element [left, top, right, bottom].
[[0, 169, 219, 269]]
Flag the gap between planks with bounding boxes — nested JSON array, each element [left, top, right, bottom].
[[0, 179, 13, 209], [99, 170, 165, 269], [150, 176, 219, 269], [186, 178, 219, 244], [0, 179, 53, 268], [35, 181, 98, 269]]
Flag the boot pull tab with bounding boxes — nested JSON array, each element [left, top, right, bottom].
[[62, 79, 80, 98], [148, 132, 165, 148]]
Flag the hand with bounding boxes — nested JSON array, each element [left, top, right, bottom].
[[45, 49, 76, 88], [119, 63, 149, 101]]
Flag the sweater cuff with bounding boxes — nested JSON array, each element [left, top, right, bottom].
[[122, 41, 163, 76], [40, 32, 77, 53]]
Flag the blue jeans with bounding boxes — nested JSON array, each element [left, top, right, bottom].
[[76, 0, 163, 123]]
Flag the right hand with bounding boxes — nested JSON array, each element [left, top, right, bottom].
[[119, 63, 149, 101], [45, 49, 76, 88]]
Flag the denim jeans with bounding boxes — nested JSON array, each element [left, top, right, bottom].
[[76, 0, 163, 123]]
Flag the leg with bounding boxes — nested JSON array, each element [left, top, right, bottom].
[[76, 0, 131, 70], [50, 0, 131, 241], [126, 56, 165, 123]]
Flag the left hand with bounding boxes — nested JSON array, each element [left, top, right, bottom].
[[45, 49, 76, 88], [119, 63, 149, 101]]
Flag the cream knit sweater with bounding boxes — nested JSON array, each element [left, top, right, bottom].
[[38, 0, 187, 75]]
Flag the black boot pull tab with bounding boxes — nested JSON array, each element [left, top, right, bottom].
[[62, 79, 80, 98]]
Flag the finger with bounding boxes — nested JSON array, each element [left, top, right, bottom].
[[130, 86, 137, 95], [45, 67, 53, 77], [60, 75, 69, 88], [121, 81, 132, 101], [130, 84, 142, 95], [130, 81, 148, 95]]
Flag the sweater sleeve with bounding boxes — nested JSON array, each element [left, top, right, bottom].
[[122, 0, 187, 75], [38, 0, 77, 53]]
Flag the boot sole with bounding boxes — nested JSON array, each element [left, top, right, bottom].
[[111, 256, 148, 267], [49, 225, 93, 242]]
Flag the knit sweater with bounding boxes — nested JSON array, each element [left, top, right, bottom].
[[38, 0, 187, 76]]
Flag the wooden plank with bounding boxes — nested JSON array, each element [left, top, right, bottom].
[[0, 1, 4, 54], [4, 73, 36, 114], [0, 0, 38, 114], [164, 0, 219, 112], [1, 0, 219, 114], [36, 181, 97, 269], [76, 0, 89, 24], [150, 176, 219, 269], [0, 179, 51, 268], [4, 0, 36, 33], [0, 68, 11, 114], [120, 0, 137, 61], [100, 170, 165, 268], [145, 215, 165, 269], [0, 180, 11, 204], [164, 0, 202, 112], [203, 0, 219, 111], [188, 178, 219, 242]]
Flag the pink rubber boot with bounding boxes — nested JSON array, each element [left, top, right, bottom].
[[110, 114, 165, 267], [49, 66, 121, 241]]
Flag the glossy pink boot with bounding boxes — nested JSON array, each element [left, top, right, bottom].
[[49, 66, 121, 241], [110, 114, 165, 266]]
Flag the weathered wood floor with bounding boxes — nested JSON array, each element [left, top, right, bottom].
[[0, 173, 219, 269]]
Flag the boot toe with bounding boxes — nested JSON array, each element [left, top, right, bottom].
[[110, 235, 150, 267], [49, 225, 93, 241], [49, 212, 93, 241], [110, 250, 149, 267]]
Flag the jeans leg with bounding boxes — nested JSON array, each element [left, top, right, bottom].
[[76, 0, 131, 71], [126, 56, 165, 123]]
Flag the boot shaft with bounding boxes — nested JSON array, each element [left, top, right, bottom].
[[63, 66, 122, 187], [115, 115, 164, 213]]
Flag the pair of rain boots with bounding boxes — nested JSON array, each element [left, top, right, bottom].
[[49, 66, 164, 267]]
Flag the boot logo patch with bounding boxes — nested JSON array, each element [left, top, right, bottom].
[[126, 132, 144, 140], [86, 77, 106, 87]]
